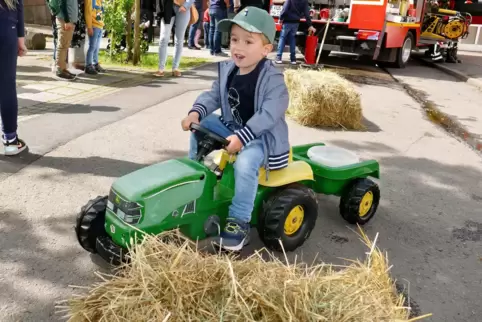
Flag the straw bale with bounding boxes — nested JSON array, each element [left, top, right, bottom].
[[57, 228, 431, 322], [284, 68, 364, 130]]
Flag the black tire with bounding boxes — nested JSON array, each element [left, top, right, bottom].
[[394, 32, 414, 68], [258, 184, 318, 252], [339, 178, 380, 225], [75, 195, 108, 253]]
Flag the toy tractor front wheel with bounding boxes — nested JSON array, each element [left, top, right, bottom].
[[339, 178, 380, 225], [258, 184, 318, 252], [75, 195, 108, 253]]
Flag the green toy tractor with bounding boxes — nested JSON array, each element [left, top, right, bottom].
[[75, 124, 381, 265]]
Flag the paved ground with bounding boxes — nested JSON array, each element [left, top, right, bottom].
[[1, 50, 481, 322], [386, 59, 482, 152]]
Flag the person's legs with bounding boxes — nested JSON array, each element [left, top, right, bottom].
[[288, 23, 299, 63], [275, 23, 289, 62], [213, 8, 227, 54], [93, 28, 106, 72], [218, 140, 265, 250], [209, 10, 216, 55], [55, 17, 75, 79], [188, 114, 233, 159], [203, 22, 210, 48], [85, 27, 99, 74], [188, 11, 201, 48], [51, 15, 58, 70], [157, 16, 175, 72], [172, 5, 191, 72], [0, 19, 27, 155]]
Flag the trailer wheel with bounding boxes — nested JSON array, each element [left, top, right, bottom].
[[394, 32, 414, 68], [339, 178, 380, 225]]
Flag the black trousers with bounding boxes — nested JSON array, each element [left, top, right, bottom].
[[0, 17, 19, 136]]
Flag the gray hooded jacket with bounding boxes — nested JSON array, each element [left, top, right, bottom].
[[190, 59, 291, 171]]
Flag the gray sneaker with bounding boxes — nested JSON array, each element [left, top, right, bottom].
[[55, 69, 76, 81], [85, 65, 98, 75]]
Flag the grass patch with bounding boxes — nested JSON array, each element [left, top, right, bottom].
[[98, 50, 210, 71]]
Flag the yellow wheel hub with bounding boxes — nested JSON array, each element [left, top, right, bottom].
[[284, 205, 304, 236], [359, 191, 374, 218]]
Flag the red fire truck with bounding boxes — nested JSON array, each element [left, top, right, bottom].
[[269, 0, 472, 67]]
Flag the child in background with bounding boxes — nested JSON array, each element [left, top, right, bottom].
[[181, 7, 290, 251], [203, 1, 210, 49], [84, 0, 106, 75]]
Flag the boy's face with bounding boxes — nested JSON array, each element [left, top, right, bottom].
[[229, 24, 273, 72]]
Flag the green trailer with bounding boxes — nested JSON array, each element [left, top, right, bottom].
[[75, 124, 381, 265]]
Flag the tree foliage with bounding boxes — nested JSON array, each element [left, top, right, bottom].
[[103, 0, 149, 64]]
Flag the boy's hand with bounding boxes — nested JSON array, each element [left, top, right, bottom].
[[225, 135, 243, 154], [308, 26, 316, 34], [181, 112, 200, 131], [88, 28, 94, 37]]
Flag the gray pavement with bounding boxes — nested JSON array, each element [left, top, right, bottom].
[[0, 59, 481, 322], [387, 59, 482, 153]]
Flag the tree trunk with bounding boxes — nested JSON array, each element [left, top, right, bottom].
[[126, 9, 133, 62], [133, 0, 141, 65]]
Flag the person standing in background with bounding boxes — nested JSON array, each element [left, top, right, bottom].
[[47, 0, 79, 80], [208, 0, 229, 56], [275, 0, 315, 65], [202, 1, 210, 49], [154, 0, 194, 77], [0, 0, 28, 155], [84, 0, 106, 75], [187, 0, 203, 49]]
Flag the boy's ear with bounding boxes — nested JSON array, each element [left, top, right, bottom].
[[263, 44, 273, 56]]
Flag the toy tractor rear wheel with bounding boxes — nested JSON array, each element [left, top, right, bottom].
[[75, 195, 108, 253], [339, 178, 380, 225], [258, 183, 318, 252]]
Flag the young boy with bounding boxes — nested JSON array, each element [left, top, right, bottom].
[[181, 7, 290, 251], [275, 0, 315, 65], [84, 0, 106, 75]]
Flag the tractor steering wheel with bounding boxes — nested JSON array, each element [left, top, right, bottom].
[[189, 123, 230, 161]]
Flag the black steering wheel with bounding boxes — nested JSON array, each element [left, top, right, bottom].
[[190, 123, 230, 161]]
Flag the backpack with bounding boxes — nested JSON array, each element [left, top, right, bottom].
[[46, 0, 60, 16]]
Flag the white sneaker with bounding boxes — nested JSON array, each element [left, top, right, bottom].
[[3, 136, 27, 156], [275, 59, 282, 64], [290, 61, 297, 65]]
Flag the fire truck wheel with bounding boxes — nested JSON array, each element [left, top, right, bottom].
[[395, 32, 414, 68]]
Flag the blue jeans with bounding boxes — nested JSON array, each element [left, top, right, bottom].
[[188, 4, 203, 47], [276, 22, 299, 62], [209, 8, 227, 54], [86, 27, 103, 66], [189, 114, 265, 223], [158, 5, 191, 70], [203, 22, 210, 48]]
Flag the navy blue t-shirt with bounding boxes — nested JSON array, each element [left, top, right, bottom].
[[227, 58, 266, 127]]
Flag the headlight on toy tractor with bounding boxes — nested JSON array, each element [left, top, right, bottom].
[[107, 189, 143, 225]]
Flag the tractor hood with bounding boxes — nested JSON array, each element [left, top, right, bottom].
[[111, 158, 206, 202]]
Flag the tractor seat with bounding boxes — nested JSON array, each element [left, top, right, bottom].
[[258, 161, 314, 187], [211, 148, 314, 188]]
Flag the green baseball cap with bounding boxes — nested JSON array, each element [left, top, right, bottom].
[[217, 6, 276, 44]]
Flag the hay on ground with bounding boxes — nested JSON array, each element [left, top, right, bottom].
[[284, 68, 364, 130], [57, 228, 431, 322]]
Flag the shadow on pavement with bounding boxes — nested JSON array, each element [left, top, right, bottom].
[[16, 63, 218, 90], [0, 210, 110, 322], [0, 149, 187, 177]]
